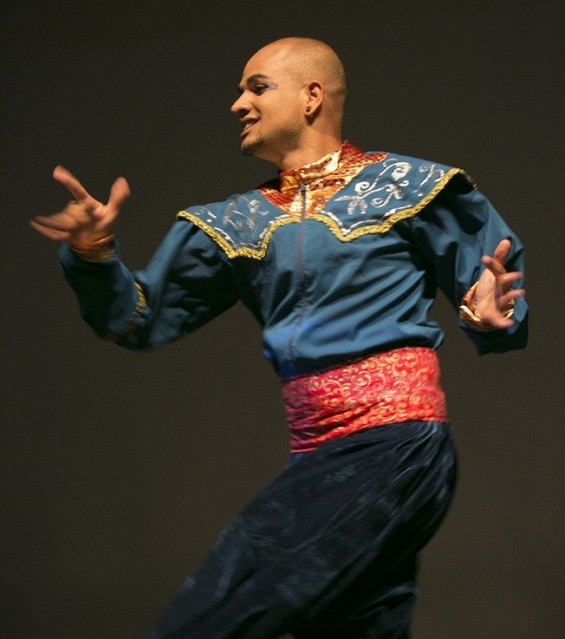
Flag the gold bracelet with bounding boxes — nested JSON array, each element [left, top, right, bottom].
[[70, 234, 115, 263], [459, 281, 515, 332], [70, 233, 114, 250]]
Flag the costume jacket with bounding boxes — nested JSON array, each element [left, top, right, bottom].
[[59, 142, 528, 380]]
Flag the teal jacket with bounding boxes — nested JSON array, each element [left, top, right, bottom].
[[59, 143, 528, 379]]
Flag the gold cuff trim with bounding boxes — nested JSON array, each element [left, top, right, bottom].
[[125, 283, 147, 333]]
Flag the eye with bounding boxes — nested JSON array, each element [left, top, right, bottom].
[[253, 84, 269, 95]]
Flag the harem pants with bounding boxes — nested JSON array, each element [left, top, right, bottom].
[[142, 421, 457, 639]]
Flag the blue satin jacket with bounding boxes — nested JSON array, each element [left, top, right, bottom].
[[59, 144, 528, 379]]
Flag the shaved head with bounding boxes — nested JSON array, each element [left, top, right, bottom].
[[232, 37, 347, 168], [255, 37, 347, 106]]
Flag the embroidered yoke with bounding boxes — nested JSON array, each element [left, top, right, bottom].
[[59, 141, 528, 427]]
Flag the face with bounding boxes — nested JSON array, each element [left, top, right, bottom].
[[231, 45, 307, 165]]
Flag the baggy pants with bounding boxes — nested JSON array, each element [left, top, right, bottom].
[[142, 421, 457, 639]]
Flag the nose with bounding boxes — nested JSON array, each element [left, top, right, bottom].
[[230, 93, 249, 116]]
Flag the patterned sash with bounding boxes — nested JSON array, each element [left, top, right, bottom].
[[282, 347, 448, 452]]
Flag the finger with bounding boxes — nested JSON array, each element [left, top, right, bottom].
[[31, 212, 81, 233], [490, 317, 515, 330], [30, 218, 72, 242], [500, 287, 525, 307], [496, 294, 514, 313], [480, 239, 512, 276], [107, 176, 130, 211], [492, 238, 512, 265], [481, 254, 507, 277], [52, 165, 95, 204]]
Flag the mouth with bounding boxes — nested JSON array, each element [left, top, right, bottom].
[[240, 118, 258, 137]]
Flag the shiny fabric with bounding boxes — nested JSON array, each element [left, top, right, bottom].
[[283, 347, 448, 452], [55, 143, 527, 638], [142, 422, 456, 639], [176, 142, 468, 257], [59, 144, 528, 377]]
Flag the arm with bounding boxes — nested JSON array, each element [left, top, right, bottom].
[[458, 238, 525, 332], [30, 165, 129, 260], [410, 179, 528, 354], [33, 168, 239, 349], [57, 221, 239, 350]]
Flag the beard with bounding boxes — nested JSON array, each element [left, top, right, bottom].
[[239, 121, 303, 163], [240, 132, 263, 157]]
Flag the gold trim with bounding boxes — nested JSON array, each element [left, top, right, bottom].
[[176, 211, 297, 260], [177, 168, 473, 260], [126, 282, 147, 331], [312, 167, 473, 241], [105, 282, 147, 341], [459, 279, 515, 332]]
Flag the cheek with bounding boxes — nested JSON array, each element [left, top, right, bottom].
[[278, 108, 304, 133]]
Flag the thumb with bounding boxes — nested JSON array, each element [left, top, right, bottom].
[[108, 176, 131, 211]]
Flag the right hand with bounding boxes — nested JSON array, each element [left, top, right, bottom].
[[30, 166, 130, 247]]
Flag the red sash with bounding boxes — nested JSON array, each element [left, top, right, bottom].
[[282, 347, 448, 453]]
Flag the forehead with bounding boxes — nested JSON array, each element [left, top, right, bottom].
[[239, 45, 294, 85]]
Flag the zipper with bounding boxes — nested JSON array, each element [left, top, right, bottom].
[[299, 182, 307, 220], [287, 183, 310, 364]]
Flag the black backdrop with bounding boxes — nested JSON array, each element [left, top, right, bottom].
[[3, 1, 564, 637]]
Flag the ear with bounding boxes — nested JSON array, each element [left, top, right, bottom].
[[304, 81, 323, 117]]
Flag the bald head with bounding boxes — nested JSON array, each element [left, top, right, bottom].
[[232, 37, 347, 168], [255, 37, 347, 110]]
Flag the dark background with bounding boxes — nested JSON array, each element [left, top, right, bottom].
[[2, 1, 564, 637]]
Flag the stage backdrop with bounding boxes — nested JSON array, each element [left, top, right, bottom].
[[3, 1, 564, 637]]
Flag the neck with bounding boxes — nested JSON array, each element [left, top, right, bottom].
[[271, 135, 343, 171]]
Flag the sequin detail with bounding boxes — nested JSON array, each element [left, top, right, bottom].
[[176, 143, 474, 259], [282, 347, 448, 453], [260, 142, 387, 217]]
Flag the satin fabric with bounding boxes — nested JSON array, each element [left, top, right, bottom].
[[142, 421, 456, 639], [58, 146, 528, 379]]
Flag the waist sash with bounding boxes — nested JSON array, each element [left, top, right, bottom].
[[282, 347, 448, 453]]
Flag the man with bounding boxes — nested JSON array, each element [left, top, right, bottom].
[[31, 38, 527, 639]]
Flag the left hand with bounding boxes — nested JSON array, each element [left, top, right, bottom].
[[473, 239, 525, 330]]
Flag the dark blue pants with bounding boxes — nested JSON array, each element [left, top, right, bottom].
[[142, 421, 457, 639]]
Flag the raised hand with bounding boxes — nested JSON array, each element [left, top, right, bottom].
[[461, 239, 525, 331], [30, 166, 130, 249]]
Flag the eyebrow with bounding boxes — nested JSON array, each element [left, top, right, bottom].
[[238, 73, 275, 93]]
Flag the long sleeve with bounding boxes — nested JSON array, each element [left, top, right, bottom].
[[58, 220, 240, 350], [409, 180, 528, 354]]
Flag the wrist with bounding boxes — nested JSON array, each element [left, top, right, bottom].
[[459, 281, 515, 332], [70, 233, 115, 263]]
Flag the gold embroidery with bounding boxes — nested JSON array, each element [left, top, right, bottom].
[[176, 143, 475, 260], [178, 167, 469, 258], [282, 347, 448, 453], [126, 282, 147, 332], [310, 167, 470, 241], [261, 143, 387, 218], [176, 210, 296, 260]]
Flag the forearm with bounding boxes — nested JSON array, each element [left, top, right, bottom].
[[58, 242, 142, 339], [411, 184, 529, 354]]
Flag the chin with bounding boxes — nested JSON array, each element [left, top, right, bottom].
[[240, 135, 279, 165], [241, 136, 260, 157], [241, 144, 257, 157], [243, 130, 274, 156]]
